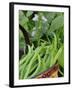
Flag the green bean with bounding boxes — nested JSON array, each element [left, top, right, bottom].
[[24, 52, 39, 79], [19, 45, 34, 66], [50, 46, 54, 67], [40, 39, 49, 44], [37, 60, 47, 75], [20, 44, 44, 79], [20, 52, 34, 79], [29, 64, 38, 75], [28, 54, 41, 78], [20, 64, 30, 79], [42, 60, 47, 71], [43, 45, 51, 62], [23, 54, 38, 79], [19, 41, 61, 79], [19, 45, 31, 65], [53, 46, 63, 63], [49, 33, 57, 67], [52, 32, 57, 52], [46, 54, 51, 68], [23, 46, 45, 79], [19, 54, 28, 66], [19, 51, 34, 73], [50, 45, 63, 67]]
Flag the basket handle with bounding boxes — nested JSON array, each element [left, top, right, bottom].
[[19, 24, 31, 59]]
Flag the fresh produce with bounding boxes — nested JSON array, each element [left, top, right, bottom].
[[19, 11, 64, 79]]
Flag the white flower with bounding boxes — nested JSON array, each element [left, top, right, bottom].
[[32, 31, 36, 37], [42, 16, 47, 22], [32, 14, 38, 21]]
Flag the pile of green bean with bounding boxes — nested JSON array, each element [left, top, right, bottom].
[[19, 33, 63, 79]]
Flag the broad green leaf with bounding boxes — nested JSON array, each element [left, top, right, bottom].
[[19, 11, 29, 30], [49, 15, 64, 32], [19, 11, 24, 21], [19, 15, 29, 26], [56, 12, 64, 17], [44, 12, 56, 24], [26, 11, 33, 17]]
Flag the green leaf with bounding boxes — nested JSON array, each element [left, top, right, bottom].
[[49, 15, 64, 32], [19, 11, 29, 30], [26, 11, 33, 17], [44, 12, 56, 24], [19, 11, 24, 21]]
